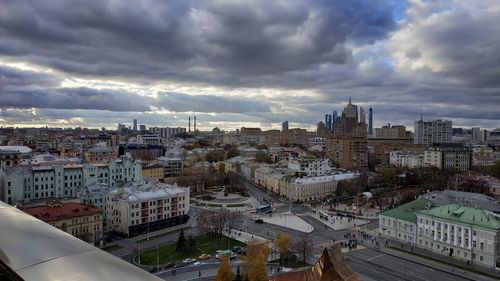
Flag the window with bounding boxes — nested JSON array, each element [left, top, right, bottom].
[[480, 242, 484, 250], [480, 256, 483, 262]]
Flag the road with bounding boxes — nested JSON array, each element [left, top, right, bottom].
[[106, 175, 498, 281]]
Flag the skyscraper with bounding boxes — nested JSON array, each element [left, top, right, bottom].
[[332, 111, 338, 132], [341, 98, 358, 134], [282, 121, 289, 132], [368, 108, 373, 136], [359, 107, 366, 124], [133, 119, 137, 131]]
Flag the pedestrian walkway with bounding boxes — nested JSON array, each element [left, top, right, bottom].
[[256, 211, 314, 233], [309, 211, 368, 231], [380, 238, 500, 280]]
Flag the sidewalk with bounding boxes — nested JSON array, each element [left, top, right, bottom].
[[381, 238, 500, 280], [358, 236, 499, 281], [256, 211, 314, 233]]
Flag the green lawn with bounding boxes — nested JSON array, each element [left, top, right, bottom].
[[227, 203, 246, 208], [206, 203, 222, 207], [138, 234, 246, 266]]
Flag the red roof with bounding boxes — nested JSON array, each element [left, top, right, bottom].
[[22, 202, 102, 222]]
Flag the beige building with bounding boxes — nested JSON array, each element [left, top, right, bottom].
[[83, 146, 117, 163], [142, 163, 164, 180], [375, 125, 407, 139], [106, 183, 190, 237], [22, 201, 103, 246], [326, 126, 368, 170]]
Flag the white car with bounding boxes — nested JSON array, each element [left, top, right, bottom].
[[183, 258, 196, 264]]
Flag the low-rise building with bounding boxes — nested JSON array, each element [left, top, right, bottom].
[[22, 201, 103, 246], [378, 198, 431, 244], [288, 156, 331, 177], [106, 183, 189, 237], [389, 151, 424, 168], [417, 205, 500, 268]]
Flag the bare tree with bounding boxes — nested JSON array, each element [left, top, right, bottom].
[[198, 209, 242, 244], [295, 233, 313, 266]]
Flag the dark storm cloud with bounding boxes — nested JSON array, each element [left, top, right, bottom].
[[154, 92, 271, 113], [0, 0, 397, 83], [0, 66, 149, 111]]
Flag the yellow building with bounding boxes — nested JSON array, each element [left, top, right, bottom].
[[142, 163, 164, 180], [22, 201, 103, 246]]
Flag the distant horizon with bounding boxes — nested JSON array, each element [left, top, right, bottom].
[[0, 1, 499, 131]]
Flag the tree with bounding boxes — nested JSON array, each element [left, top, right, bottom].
[[198, 209, 242, 244], [242, 241, 270, 281], [296, 234, 313, 266], [188, 235, 196, 250], [492, 161, 500, 178], [381, 166, 397, 187], [215, 257, 234, 281], [176, 229, 186, 252], [275, 233, 292, 263], [206, 150, 226, 163]]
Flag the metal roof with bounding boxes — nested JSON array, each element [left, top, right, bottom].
[[0, 201, 162, 281]]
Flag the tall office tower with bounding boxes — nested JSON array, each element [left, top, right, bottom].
[[133, 119, 138, 131], [324, 114, 330, 132], [414, 119, 452, 145], [359, 107, 366, 124], [368, 108, 373, 135], [139, 124, 146, 132], [341, 98, 358, 134], [332, 111, 338, 132], [282, 121, 289, 132]]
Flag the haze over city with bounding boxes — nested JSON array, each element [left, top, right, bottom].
[[1, 0, 499, 130]]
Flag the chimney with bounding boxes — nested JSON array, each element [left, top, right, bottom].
[[189, 117, 191, 132], [194, 116, 197, 132]]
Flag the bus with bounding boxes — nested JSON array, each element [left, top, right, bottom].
[[319, 210, 330, 221], [256, 204, 272, 214]]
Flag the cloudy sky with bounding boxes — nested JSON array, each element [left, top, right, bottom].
[[0, 0, 499, 131]]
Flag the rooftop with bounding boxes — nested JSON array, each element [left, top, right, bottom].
[[379, 198, 431, 223], [421, 190, 500, 213], [0, 145, 32, 154], [418, 204, 500, 230], [22, 202, 102, 222], [110, 183, 188, 202]]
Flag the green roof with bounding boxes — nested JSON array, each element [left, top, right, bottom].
[[418, 204, 500, 230], [379, 198, 431, 223]]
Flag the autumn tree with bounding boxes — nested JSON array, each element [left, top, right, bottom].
[[275, 233, 292, 263], [242, 241, 270, 281], [215, 257, 234, 281], [296, 234, 313, 266], [206, 150, 227, 163]]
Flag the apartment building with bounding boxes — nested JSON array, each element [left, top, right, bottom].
[[414, 119, 452, 145], [424, 143, 471, 171], [0, 156, 142, 205], [105, 183, 190, 237]]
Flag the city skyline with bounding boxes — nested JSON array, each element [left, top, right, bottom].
[[0, 0, 499, 131]]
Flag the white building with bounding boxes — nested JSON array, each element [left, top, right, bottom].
[[417, 204, 500, 269], [288, 156, 332, 177], [106, 183, 190, 237], [286, 172, 359, 202], [150, 127, 187, 140], [0, 156, 142, 205], [424, 143, 471, 171], [414, 119, 452, 145], [389, 151, 424, 168], [136, 134, 162, 145]]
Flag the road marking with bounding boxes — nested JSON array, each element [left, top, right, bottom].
[[367, 253, 385, 261]]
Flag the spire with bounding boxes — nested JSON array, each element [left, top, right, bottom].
[[348, 96, 352, 104]]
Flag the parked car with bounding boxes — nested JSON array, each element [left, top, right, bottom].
[[183, 258, 196, 264], [254, 219, 264, 224], [162, 263, 175, 270], [198, 254, 211, 260]]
